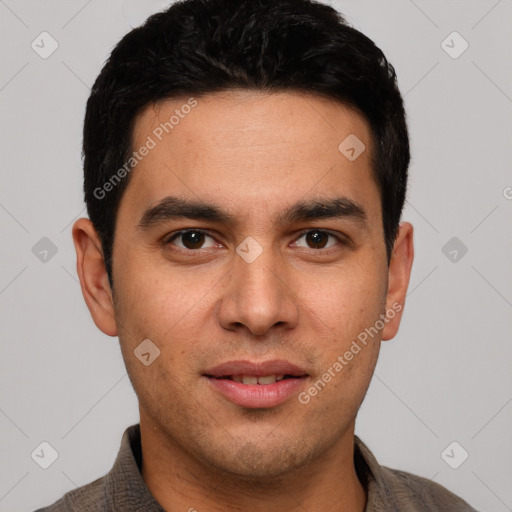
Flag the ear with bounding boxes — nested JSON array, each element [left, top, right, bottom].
[[72, 218, 118, 337], [381, 221, 414, 341]]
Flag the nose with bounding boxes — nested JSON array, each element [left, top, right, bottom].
[[217, 245, 299, 336]]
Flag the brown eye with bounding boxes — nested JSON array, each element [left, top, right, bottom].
[[306, 230, 329, 248], [295, 230, 340, 250], [167, 230, 216, 250]]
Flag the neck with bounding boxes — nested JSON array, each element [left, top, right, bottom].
[[139, 419, 367, 512]]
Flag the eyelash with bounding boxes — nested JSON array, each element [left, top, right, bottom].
[[164, 228, 345, 254]]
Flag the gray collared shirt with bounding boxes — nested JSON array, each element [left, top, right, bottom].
[[35, 423, 479, 511]]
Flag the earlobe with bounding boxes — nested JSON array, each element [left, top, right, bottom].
[[72, 218, 118, 337], [381, 221, 414, 341]]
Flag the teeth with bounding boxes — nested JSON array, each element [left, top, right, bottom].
[[228, 374, 287, 385], [258, 375, 277, 385]]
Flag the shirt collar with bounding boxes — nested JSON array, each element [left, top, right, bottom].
[[105, 423, 165, 511], [354, 434, 399, 511]]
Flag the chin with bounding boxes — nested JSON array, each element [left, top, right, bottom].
[[198, 437, 317, 480]]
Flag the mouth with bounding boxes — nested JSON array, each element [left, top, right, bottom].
[[203, 360, 309, 408], [206, 374, 306, 385]]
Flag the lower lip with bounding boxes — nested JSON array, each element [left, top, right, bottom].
[[205, 377, 308, 408]]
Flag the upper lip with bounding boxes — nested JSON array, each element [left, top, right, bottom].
[[204, 359, 308, 378]]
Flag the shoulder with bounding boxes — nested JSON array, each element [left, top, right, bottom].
[[33, 424, 156, 512], [354, 436, 479, 511], [32, 475, 107, 512], [379, 464, 479, 511]]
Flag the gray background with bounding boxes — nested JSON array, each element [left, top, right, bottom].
[[0, 0, 511, 511]]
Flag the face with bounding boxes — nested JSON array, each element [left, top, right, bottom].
[[74, 90, 412, 479]]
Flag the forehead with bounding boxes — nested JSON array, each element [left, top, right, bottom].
[[121, 90, 380, 228]]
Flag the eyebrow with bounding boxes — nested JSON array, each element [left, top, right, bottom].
[[137, 195, 368, 231]]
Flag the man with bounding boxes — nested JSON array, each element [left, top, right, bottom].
[[36, 0, 478, 510]]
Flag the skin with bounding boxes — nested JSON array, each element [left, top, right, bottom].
[[72, 90, 414, 512]]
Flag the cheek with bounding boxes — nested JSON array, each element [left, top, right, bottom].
[[113, 259, 216, 380], [115, 255, 202, 333], [333, 346, 379, 408], [304, 320, 381, 421], [294, 257, 386, 403], [297, 260, 385, 333]]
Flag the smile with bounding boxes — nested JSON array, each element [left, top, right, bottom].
[[203, 360, 309, 408]]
